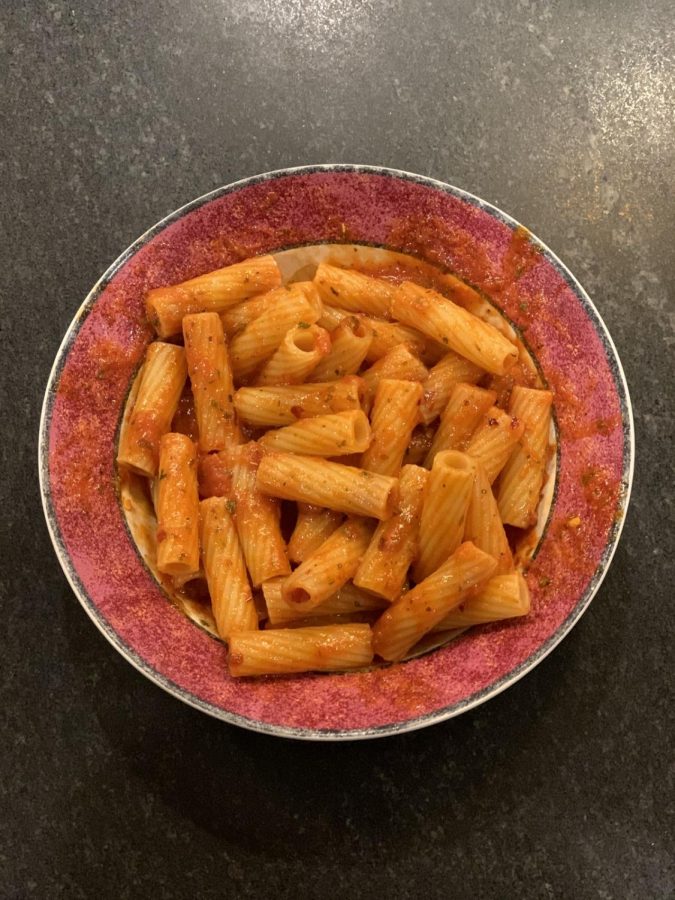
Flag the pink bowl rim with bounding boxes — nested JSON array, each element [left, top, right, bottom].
[[38, 164, 635, 740]]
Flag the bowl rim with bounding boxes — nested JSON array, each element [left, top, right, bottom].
[[38, 164, 635, 740]]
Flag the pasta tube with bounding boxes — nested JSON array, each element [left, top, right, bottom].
[[464, 459, 513, 574], [308, 316, 372, 381], [313, 262, 394, 317], [419, 351, 484, 424], [497, 386, 554, 528], [466, 406, 525, 484], [228, 624, 373, 676], [260, 410, 371, 456], [363, 318, 429, 363], [219, 289, 278, 338], [288, 505, 343, 563], [156, 433, 200, 578], [361, 344, 428, 411], [263, 579, 386, 626], [413, 451, 475, 582], [230, 442, 290, 586], [433, 571, 530, 630], [424, 383, 497, 468], [182, 312, 239, 451], [117, 342, 187, 477], [229, 283, 323, 380], [353, 465, 428, 600], [146, 255, 282, 338], [255, 324, 331, 385], [234, 376, 364, 428], [199, 497, 258, 639], [281, 518, 374, 610], [256, 453, 399, 520], [391, 281, 518, 375], [372, 542, 497, 660], [361, 379, 422, 476]]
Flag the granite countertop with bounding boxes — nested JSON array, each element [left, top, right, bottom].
[[2, 2, 673, 897]]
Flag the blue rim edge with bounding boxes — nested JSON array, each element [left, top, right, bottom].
[[37, 164, 635, 741]]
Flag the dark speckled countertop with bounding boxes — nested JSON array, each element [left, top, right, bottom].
[[2, 2, 673, 898]]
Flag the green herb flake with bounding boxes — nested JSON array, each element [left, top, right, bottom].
[[297, 321, 311, 329], [225, 499, 237, 515]]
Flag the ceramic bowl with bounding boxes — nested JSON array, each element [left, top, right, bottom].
[[39, 165, 633, 739]]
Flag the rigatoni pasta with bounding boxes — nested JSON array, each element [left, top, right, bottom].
[[255, 323, 331, 386], [466, 405, 526, 484], [413, 451, 475, 582], [228, 624, 374, 676], [308, 316, 372, 381], [146, 255, 282, 338], [353, 465, 428, 600], [200, 496, 258, 639], [229, 283, 323, 380], [256, 453, 399, 520], [391, 281, 519, 375], [281, 517, 374, 610], [234, 377, 364, 427], [155, 432, 200, 578], [259, 410, 371, 456], [424, 383, 497, 468], [118, 248, 555, 679], [372, 542, 497, 661], [117, 342, 187, 477], [182, 312, 239, 452], [497, 387, 553, 527], [287, 505, 344, 563], [263, 579, 386, 626], [361, 379, 422, 476], [229, 442, 290, 586]]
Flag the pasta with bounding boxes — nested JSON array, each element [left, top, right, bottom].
[[497, 386, 554, 527], [361, 379, 422, 476], [463, 459, 513, 574], [419, 351, 484, 424], [314, 262, 394, 317], [424, 383, 497, 468], [287, 505, 344, 563], [229, 282, 323, 381], [229, 442, 290, 586], [118, 250, 555, 679], [234, 377, 364, 427], [146, 255, 282, 338], [391, 281, 519, 375], [372, 542, 497, 661], [433, 571, 530, 631], [256, 452, 399, 519], [228, 624, 374, 676], [155, 433, 200, 578], [281, 517, 374, 610], [182, 312, 240, 451], [255, 323, 331, 385], [263, 578, 386, 626], [466, 406, 525, 484], [117, 342, 187, 477], [308, 316, 373, 381], [353, 465, 428, 600], [259, 410, 372, 456], [360, 344, 428, 411], [200, 496, 258, 639], [413, 451, 475, 582]]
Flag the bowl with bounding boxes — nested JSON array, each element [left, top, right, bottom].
[[39, 165, 633, 739]]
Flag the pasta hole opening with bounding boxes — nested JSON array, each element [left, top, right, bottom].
[[292, 330, 318, 352], [288, 587, 312, 605], [352, 414, 371, 446]]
